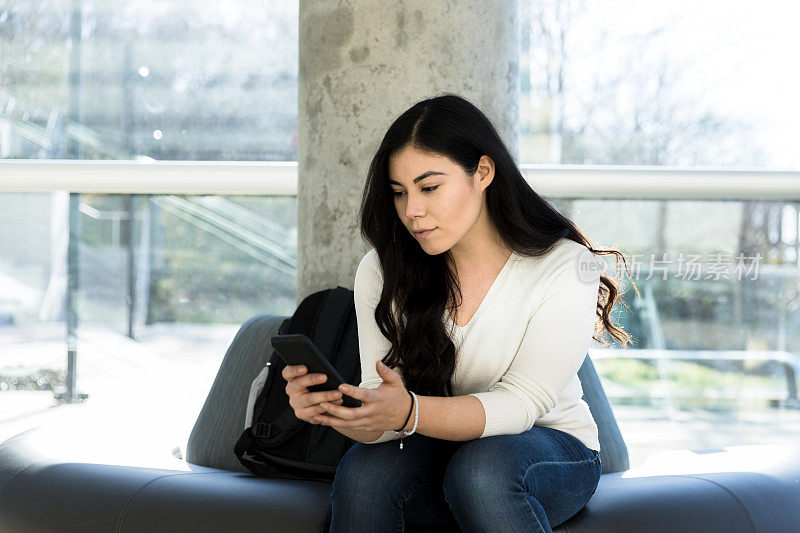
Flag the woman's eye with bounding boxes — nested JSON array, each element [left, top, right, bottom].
[[392, 186, 438, 197]]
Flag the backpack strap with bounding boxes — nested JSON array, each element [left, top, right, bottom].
[[252, 406, 305, 445], [312, 287, 355, 364]]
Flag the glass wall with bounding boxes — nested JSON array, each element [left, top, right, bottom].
[[0, 191, 298, 446], [516, 0, 800, 467], [564, 197, 800, 465], [2, 0, 800, 468], [0, 0, 299, 450]]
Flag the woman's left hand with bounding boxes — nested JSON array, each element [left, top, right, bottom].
[[313, 360, 412, 432]]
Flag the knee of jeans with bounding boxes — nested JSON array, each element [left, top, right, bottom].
[[442, 449, 499, 500], [331, 443, 388, 504]]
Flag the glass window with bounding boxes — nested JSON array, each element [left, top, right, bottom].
[[0, 0, 298, 161], [0, 191, 297, 447], [1, 0, 300, 449], [519, 0, 800, 169], [519, 1, 800, 466]]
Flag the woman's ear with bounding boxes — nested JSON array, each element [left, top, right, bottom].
[[476, 154, 495, 189]]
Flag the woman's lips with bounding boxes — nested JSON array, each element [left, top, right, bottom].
[[414, 228, 436, 238]]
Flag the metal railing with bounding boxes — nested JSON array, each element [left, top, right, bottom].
[[1, 159, 800, 199], [590, 348, 800, 408]]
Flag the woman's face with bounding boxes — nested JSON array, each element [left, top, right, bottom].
[[388, 145, 494, 256]]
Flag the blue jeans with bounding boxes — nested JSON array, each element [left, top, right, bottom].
[[327, 425, 602, 532]]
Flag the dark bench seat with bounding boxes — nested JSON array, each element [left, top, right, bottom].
[[1, 313, 798, 532]]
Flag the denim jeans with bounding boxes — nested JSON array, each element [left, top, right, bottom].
[[327, 425, 602, 533]]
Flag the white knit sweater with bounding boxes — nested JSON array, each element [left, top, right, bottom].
[[353, 237, 602, 452]]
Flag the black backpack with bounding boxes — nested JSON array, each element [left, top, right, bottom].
[[234, 286, 363, 484]]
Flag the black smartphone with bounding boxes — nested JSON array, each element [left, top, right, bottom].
[[270, 333, 362, 408]]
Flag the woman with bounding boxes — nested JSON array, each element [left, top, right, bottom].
[[283, 93, 634, 532]]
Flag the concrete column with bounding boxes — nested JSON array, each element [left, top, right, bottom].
[[298, 0, 520, 302]]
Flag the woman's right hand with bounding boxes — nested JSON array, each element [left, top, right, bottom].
[[282, 364, 344, 425]]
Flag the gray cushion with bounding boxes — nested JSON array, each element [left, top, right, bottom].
[[186, 313, 285, 473], [578, 356, 630, 473]]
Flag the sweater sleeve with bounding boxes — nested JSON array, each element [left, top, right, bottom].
[[468, 245, 602, 438], [353, 249, 401, 445]]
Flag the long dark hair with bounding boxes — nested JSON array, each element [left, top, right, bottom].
[[358, 93, 636, 397]]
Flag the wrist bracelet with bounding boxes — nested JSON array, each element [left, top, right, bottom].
[[394, 390, 414, 432], [399, 391, 419, 450]]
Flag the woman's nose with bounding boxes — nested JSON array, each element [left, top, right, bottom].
[[404, 193, 426, 218]]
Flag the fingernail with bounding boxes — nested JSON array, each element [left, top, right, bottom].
[[339, 385, 349, 392]]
